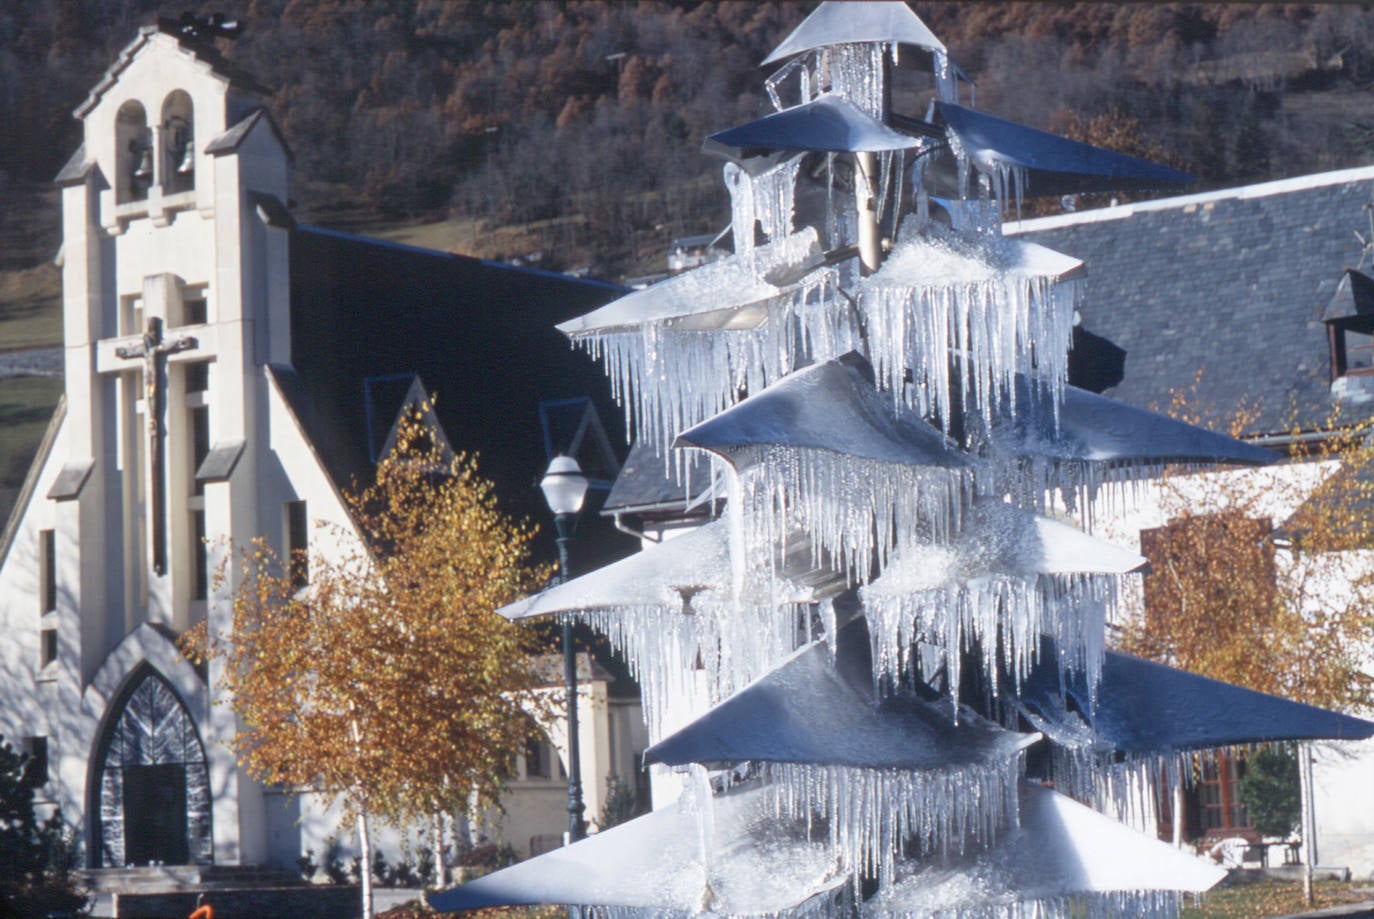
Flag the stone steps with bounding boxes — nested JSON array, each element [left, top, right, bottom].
[[76, 864, 306, 894]]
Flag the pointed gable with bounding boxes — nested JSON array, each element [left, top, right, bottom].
[[74, 19, 267, 121]]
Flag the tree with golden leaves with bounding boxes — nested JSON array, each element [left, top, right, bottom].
[[1114, 389, 1374, 896], [1116, 385, 1374, 712], [183, 409, 547, 919]]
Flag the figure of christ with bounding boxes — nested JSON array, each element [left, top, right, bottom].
[[116, 317, 197, 576]]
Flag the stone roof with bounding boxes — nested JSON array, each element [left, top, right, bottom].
[[1010, 165, 1374, 440]]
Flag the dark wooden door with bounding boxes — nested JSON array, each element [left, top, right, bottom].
[[122, 763, 189, 866]]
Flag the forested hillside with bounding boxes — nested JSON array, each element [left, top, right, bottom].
[[3, 2, 1374, 277]]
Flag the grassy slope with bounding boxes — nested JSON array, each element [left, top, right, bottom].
[[0, 376, 63, 523], [0, 183, 65, 522], [1183, 879, 1374, 918]]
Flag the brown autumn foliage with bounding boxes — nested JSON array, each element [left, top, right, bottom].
[[181, 407, 549, 912], [6, 3, 1374, 277], [1116, 385, 1374, 712]]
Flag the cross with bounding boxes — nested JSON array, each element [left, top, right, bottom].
[[116, 317, 197, 576]]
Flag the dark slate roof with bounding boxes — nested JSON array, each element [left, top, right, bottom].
[[603, 439, 714, 516], [1011, 166, 1374, 439], [286, 226, 635, 567]]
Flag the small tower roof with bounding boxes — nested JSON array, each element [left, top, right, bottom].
[[53, 144, 94, 186], [1321, 268, 1374, 323], [763, 1, 945, 65], [205, 108, 294, 162]]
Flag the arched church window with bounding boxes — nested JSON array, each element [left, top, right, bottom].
[[90, 666, 212, 867], [161, 91, 195, 195], [115, 101, 150, 203], [517, 730, 565, 782]]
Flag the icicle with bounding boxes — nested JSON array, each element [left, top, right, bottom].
[[766, 57, 810, 113], [569, 229, 845, 458], [999, 456, 1196, 533], [684, 765, 717, 888], [1042, 746, 1194, 837], [764, 754, 1023, 889], [863, 889, 1184, 919], [934, 50, 958, 104], [859, 232, 1081, 432], [863, 572, 1115, 714], [732, 446, 973, 585], [727, 157, 801, 256], [875, 151, 895, 225], [819, 597, 839, 663], [726, 162, 758, 259], [826, 44, 886, 119], [569, 576, 809, 741], [889, 150, 905, 232]]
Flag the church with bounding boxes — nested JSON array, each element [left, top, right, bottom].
[[0, 17, 638, 874]]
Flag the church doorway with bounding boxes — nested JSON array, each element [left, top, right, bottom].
[[91, 666, 212, 867]]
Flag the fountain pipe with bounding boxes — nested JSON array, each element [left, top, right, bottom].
[[855, 151, 883, 275]]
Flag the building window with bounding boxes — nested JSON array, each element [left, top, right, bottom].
[[185, 362, 209, 394], [40, 627, 57, 669], [524, 737, 550, 778], [191, 510, 208, 602], [119, 295, 144, 338], [518, 737, 565, 781], [286, 500, 308, 589], [22, 737, 47, 788], [1198, 752, 1249, 834], [190, 405, 210, 496], [1329, 316, 1374, 379], [39, 529, 56, 614], [182, 290, 208, 327]]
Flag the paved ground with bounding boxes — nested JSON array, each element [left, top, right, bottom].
[[1278, 905, 1374, 919], [86, 885, 423, 918]]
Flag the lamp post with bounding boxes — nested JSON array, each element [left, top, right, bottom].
[[540, 454, 590, 843]]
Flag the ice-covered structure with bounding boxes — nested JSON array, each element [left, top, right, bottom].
[[431, 3, 1374, 917]]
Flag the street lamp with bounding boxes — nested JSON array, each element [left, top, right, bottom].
[[540, 454, 590, 843]]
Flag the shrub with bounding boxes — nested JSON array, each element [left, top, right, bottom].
[[1240, 747, 1302, 838]]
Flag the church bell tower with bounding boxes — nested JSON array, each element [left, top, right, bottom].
[[54, 15, 294, 866]]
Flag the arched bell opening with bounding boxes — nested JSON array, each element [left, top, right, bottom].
[[88, 664, 212, 868], [115, 100, 150, 203], [160, 90, 195, 194]]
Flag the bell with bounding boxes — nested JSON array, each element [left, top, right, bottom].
[[176, 141, 195, 175], [133, 147, 153, 183]]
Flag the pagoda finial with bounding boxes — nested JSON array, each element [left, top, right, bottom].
[[763, 1, 944, 66]]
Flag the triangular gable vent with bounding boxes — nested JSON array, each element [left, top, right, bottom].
[[539, 397, 620, 489], [376, 376, 457, 470]]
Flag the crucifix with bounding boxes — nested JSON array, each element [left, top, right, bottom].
[[116, 317, 197, 576]]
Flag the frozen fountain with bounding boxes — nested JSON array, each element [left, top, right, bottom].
[[431, 4, 1374, 917]]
